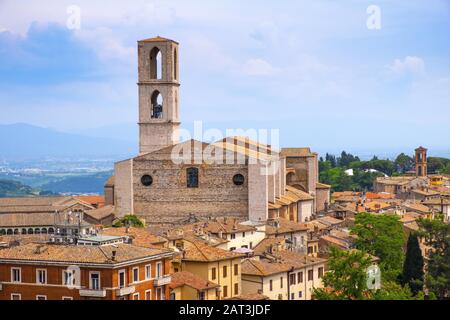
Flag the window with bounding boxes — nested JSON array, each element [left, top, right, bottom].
[[233, 174, 245, 186], [250, 242, 253, 249], [280, 276, 283, 288], [90, 272, 100, 290], [132, 267, 139, 283], [291, 293, 295, 300], [308, 269, 313, 281], [145, 290, 152, 300], [230, 233, 236, 240], [63, 270, 75, 286], [149, 47, 162, 80], [151, 90, 163, 119], [318, 267, 324, 279], [242, 232, 246, 238], [289, 273, 296, 286], [234, 283, 239, 296], [11, 268, 21, 283], [269, 280, 273, 291], [156, 262, 163, 278], [141, 174, 153, 186], [62, 296, 73, 300], [299, 291, 303, 298], [234, 264, 239, 276], [173, 48, 178, 80], [155, 287, 163, 300], [145, 264, 152, 280], [36, 295, 47, 300], [211, 268, 217, 280], [133, 293, 140, 300], [199, 291, 206, 300], [307, 246, 313, 254], [186, 167, 199, 188], [118, 270, 126, 288], [297, 271, 303, 283], [36, 269, 47, 285], [230, 247, 236, 251], [223, 285, 228, 298], [223, 266, 227, 278], [11, 293, 21, 300]]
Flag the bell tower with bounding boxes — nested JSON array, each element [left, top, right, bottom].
[[415, 146, 427, 177], [137, 36, 180, 154]]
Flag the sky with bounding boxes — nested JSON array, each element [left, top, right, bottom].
[[0, 0, 449, 157]]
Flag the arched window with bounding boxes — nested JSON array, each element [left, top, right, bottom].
[[41, 228, 48, 234], [13, 229, 19, 234], [48, 227, 55, 234], [151, 90, 163, 119], [28, 228, 34, 234], [186, 167, 199, 188], [21, 228, 27, 234], [0, 229, 5, 235], [7, 229, 13, 235], [174, 48, 178, 80], [35, 228, 41, 234], [150, 47, 162, 80]]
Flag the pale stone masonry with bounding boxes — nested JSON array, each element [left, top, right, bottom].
[[108, 36, 330, 225]]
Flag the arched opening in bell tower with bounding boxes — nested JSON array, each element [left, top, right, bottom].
[[150, 47, 162, 80], [151, 90, 163, 119]]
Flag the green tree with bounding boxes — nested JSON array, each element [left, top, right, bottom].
[[417, 218, 450, 299], [401, 233, 424, 295], [313, 247, 372, 300], [351, 213, 405, 281], [113, 214, 144, 228], [373, 281, 426, 300], [427, 157, 450, 174], [394, 153, 414, 174]]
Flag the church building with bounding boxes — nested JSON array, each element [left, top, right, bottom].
[[105, 36, 330, 226]]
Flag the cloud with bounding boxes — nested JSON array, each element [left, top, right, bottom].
[[389, 56, 425, 75], [242, 58, 278, 76]]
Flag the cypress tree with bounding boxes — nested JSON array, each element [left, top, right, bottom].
[[402, 233, 424, 295]]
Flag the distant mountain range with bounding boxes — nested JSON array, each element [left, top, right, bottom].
[[0, 123, 137, 159]]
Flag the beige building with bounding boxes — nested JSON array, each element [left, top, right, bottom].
[[169, 271, 219, 300], [241, 251, 326, 300], [106, 36, 330, 226]]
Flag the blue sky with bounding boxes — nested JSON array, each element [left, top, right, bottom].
[[0, 0, 449, 157]]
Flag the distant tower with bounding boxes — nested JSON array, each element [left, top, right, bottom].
[[415, 146, 427, 177], [137, 36, 180, 154]]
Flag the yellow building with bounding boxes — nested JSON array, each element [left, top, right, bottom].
[[172, 238, 244, 300]]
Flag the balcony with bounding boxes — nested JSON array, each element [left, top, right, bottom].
[[79, 289, 107, 297], [154, 275, 171, 286], [116, 285, 135, 296]]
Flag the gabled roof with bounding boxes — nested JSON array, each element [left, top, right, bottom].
[[169, 271, 219, 290], [182, 238, 243, 262]]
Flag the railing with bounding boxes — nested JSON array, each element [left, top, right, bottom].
[[154, 274, 171, 286], [79, 289, 107, 297], [116, 285, 135, 296]]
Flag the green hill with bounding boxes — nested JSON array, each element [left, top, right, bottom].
[[0, 179, 36, 197]]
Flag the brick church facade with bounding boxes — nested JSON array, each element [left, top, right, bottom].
[[105, 36, 330, 225]]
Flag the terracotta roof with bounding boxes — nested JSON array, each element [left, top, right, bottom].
[[365, 192, 396, 200], [241, 258, 291, 276], [265, 218, 308, 235], [0, 212, 57, 227], [75, 196, 105, 208], [252, 237, 287, 256], [422, 198, 450, 205], [332, 191, 362, 198], [402, 202, 431, 213], [105, 176, 115, 187], [317, 216, 344, 226], [320, 235, 349, 249], [411, 189, 440, 196], [84, 205, 115, 221], [182, 238, 243, 262], [102, 227, 167, 248], [0, 196, 94, 214], [169, 271, 219, 290], [0, 243, 172, 265], [183, 218, 256, 235], [316, 182, 331, 189], [285, 186, 314, 201]]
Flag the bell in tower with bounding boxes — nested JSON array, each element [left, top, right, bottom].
[[137, 36, 180, 154]]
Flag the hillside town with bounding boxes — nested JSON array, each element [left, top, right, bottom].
[[0, 37, 449, 301]]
